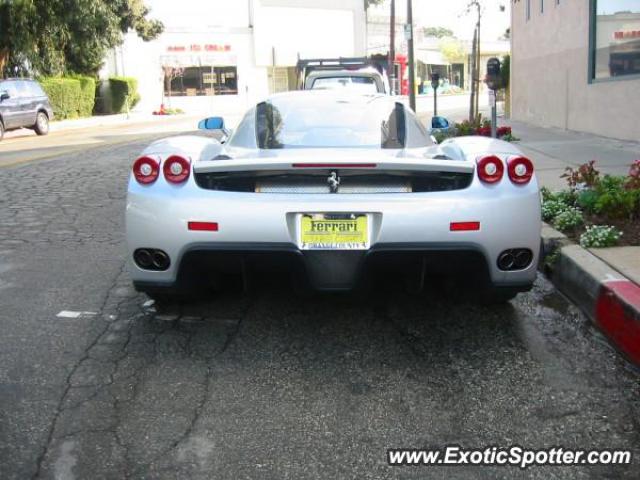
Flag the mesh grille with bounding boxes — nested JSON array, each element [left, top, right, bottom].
[[256, 179, 411, 194]]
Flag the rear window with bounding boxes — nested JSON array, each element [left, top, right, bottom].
[[27, 81, 46, 97], [254, 96, 432, 150]]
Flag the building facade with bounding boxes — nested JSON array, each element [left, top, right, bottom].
[[511, 0, 640, 141], [103, 0, 366, 114]]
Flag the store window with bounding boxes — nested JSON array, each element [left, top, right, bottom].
[[163, 66, 238, 96], [591, 0, 640, 80]]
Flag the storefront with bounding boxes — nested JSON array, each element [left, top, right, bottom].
[[103, 0, 366, 115]]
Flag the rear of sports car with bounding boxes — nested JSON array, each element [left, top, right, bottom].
[[126, 136, 541, 301]]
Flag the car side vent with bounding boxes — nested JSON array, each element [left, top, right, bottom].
[[212, 154, 233, 160]]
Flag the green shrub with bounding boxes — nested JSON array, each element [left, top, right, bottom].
[[593, 175, 640, 219], [542, 199, 570, 222], [576, 189, 599, 214], [552, 207, 584, 232], [70, 75, 96, 117], [109, 76, 140, 113], [541, 189, 576, 223], [39, 78, 82, 119], [579, 225, 623, 248]]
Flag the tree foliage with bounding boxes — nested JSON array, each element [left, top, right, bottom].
[[500, 54, 510, 89], [423, 27, 455, 38], [364, 0, 385, 9], [0, 0, 163, 77], [439, 38, 466, 64]]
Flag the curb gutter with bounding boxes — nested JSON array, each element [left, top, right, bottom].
[[541, 224, 640, 365]]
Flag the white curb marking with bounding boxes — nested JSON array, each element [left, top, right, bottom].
[[56, 311, 97, 319]]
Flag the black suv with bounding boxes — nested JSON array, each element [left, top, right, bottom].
[[0, 78, 54, 141]]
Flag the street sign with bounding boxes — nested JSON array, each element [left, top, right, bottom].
[[404, 24, 412, 40]]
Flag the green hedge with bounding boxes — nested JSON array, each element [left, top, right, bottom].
[[39, 76, 96, 119], [109, 76, 140, 114], [71, 75, 96, 118], [39, 78, 82, 120]]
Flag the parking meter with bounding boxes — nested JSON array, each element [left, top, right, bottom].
[[486, 57, 502, 91], [430, 73, 440, 90], [485, 57, 502, 138], [430, 73, 440, 116]]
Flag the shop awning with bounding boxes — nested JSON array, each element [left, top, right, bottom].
[[159, 53, 237, 67], [416, 50, 449, 66]]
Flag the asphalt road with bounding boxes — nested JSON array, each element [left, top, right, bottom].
[[0, 135, 639, 480]]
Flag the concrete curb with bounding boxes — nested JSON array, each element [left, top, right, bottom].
[[541, 224, 640, 365]]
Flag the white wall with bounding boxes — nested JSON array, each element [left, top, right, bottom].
[[254, 0, 366, 66]]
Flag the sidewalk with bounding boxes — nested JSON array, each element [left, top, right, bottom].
[[47, 111, 201, 133], [509, 120, 640, 190], [525, 123, 640, 364]]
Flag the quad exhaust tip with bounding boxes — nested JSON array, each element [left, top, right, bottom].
[[134, 249, 170, 271], [497, 249, 533, 271]]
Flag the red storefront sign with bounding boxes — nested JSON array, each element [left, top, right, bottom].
[[167, 44, 232, 53], [614, 31, 640, 40]]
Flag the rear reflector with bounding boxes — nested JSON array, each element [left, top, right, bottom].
[[450, 222, 480, 231], [188, 221, 219, 232], [292, 163, 377, 168]]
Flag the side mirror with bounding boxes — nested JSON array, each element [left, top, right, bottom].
[[0, 92, 9, 102], [431, 116, 450, 130], [198, 116, 225, 130]]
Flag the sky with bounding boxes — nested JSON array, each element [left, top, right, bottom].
[[145, 0, 511, 42], [369, 0, 511, 41]]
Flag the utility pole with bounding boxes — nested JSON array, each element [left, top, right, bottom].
[[389, 0, 396, 95], [475, 1, 481, 121], [407, 0, 416, 111], [469, 27, 477, 122]]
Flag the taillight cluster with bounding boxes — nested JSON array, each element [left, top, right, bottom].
[[476, 155, 534, 185], [132, 155, 191, 185]]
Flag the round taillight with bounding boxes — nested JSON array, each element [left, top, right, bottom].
[[163, 155, 191, 184], [133, 156, 159, 184], [476, 155, 504, 184], [507, 156, 534, 185]]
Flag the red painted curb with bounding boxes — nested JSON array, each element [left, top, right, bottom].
[[595, 280, 640, 365]]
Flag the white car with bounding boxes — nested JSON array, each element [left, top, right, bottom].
[[126, 91, 540, 302], [304, 68, 388, 94]]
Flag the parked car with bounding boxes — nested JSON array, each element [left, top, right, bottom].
[[0, 78, 54, 141], [126, 91, 541, 303], [304, 68, 388, 94], [297, 57, 390, 94]]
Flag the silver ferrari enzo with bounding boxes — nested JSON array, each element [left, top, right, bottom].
[[126, 91, 541, 302]]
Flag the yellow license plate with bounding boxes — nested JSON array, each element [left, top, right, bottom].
[[300, 214, 369, 250]]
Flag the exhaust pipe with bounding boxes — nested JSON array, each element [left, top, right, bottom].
[[134, 249, 170, 271], [497, 249, 533, 271], [497, 251, 515, 271], [514, 249, 533, 269], [152, 250, 170, 270], [134, 249, 153, 269]]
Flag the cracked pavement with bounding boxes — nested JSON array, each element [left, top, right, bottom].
[[0, 136, 639, 479]]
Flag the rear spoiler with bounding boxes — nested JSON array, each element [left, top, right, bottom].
[[193, 158, 474, 175]]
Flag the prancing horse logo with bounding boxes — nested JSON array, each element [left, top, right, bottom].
[[328, 171, 340, 193]]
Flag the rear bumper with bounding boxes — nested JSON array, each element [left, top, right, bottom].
[[126, 179, 541, 291], [131, 242, 536, 294]]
